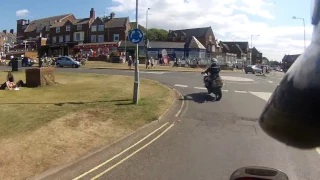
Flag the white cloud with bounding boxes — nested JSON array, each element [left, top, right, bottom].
[[108, 0, 312, 61], [16, 9, 29, 17]]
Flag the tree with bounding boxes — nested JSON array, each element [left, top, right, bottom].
[[146, 28, 168, 41], [130, 22, 146, 33], [269, 61, 280, 66]]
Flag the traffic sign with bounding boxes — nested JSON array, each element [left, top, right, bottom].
[[129, 29, 144, 44]]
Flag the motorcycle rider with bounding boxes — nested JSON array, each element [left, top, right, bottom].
[[259, 0, 320, 149], [201, 58, 221, 93]]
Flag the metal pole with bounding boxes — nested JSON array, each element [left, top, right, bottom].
[[133, 0, 140, 104], [145, 9, 149, 69], [251, 35, 252, 48], [303, 18, 306, 50]]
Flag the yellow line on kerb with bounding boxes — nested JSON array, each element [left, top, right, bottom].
[[73, 122, 169, 180], [91, 123, 175, 180]]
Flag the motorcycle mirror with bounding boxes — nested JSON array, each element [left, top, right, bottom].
[[230, 166, 289, 180], [258, 0, 320, 149]]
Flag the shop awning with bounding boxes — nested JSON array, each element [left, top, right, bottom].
[[73, 42, 120, 50]]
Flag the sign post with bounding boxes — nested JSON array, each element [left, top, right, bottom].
[[129, 25, 144, 103]]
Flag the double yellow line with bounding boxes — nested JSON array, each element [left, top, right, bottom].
[[73, 122, 174, 180]]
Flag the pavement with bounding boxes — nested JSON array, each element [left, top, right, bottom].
[[2, 66, 320, 180]]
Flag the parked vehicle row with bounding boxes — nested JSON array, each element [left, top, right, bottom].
[[7, 56, 82, 68]]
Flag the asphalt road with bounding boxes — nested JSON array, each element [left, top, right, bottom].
[[3, 67, 320, 180]]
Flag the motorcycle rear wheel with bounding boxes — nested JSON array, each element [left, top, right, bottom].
[[215, 88, 222, 101]]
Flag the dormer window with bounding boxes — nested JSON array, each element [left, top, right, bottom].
[[66, 25, 71, 31], [36, 27, 42, 33]]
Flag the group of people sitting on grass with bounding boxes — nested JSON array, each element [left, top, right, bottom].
[[0, 72, 24, 90]]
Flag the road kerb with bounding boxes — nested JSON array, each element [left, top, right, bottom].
[[30, 80, 181, 180]]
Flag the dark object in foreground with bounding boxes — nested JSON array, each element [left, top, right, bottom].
[[259, 3, 320, 149], [229, 166, 289, 180]]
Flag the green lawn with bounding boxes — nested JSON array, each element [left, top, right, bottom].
[[0, 71, 174, 180]]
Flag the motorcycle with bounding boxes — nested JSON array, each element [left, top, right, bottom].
[[230, 166, 289, 180], [202, 72, 223, 101]]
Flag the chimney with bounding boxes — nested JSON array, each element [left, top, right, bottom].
[[27, 19, 30, 24], [10, 29, 14, 34], [2, 30, 6, 34], [90, 8, 95, 19], [110, 12, 115, 19]]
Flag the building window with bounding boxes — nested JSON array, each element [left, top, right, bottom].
[[91, 35, 96, 43], [181, 36, 185, 40], [66, 25, 71, 31], [22, 25, 27, 29], [209, 36, 212, 42], [65, 35, 70, 42], [172, 37, 176, 41], [36, 27, 42, 33], [56, 27, 60, 33], [91, 25, 97, 32], [75, 32, 81, 41], [98, 25, 104, 31], [77, 24, 82, 31], [59, 36, 63, 42], [113, 34, 119, 41], [46, 26, 50, 31], [52, 36, 56, 43], [98, 35, 104, 42]]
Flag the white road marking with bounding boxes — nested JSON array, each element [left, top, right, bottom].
[[194, 87, 207, 90], [91, 124, 175, 180], [249, 92, 272, 102], [234, 90, 247, 93], [140, 71, 168, 74], [268, 81, 273, 83], [221, 76, 254, 82], [174, 84, 188, 87], [222, 90, 228, 92], [73, 122, 170, 180], [316, 147, 320, 154]]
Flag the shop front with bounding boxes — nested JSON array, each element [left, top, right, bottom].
[[73, 42, 119, 58], [147, 48, 185, 60]]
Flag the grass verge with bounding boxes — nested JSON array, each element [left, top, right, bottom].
[[0, 71, 175, 180]]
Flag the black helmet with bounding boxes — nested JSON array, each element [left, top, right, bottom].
[[259, 0, 320, 149], [211, 58, 218, 67]]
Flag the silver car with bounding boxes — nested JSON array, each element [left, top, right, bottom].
[[56, 56, 81, 68]]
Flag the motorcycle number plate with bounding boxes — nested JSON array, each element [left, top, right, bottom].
[[216, 80, 223, 86]]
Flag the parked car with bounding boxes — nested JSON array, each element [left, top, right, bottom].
[[8, 57, 35, 67], [56, 56, 80, 68], [244, 65, 262, 74]]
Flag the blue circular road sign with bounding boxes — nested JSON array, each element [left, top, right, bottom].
[[129, 28, 144, 44]]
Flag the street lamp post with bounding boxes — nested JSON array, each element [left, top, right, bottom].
[[251, 34, 260, 48], [292, 16, 306, 50], [145, 8, 150, 69], [133, 0, 140, 104]]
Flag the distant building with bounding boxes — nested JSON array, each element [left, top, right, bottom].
[[0, 30, 16, 54], [166, 27, 216, 53], [282, 54, 300, 72], [16, 8, 131, 56]]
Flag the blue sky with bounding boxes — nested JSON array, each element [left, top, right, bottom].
[[0, 0, 313, 60], [0, 0, 312, 31]]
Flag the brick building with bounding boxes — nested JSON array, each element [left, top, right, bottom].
[[166, 27, 216, 53], [16, 8, 130, 56]]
